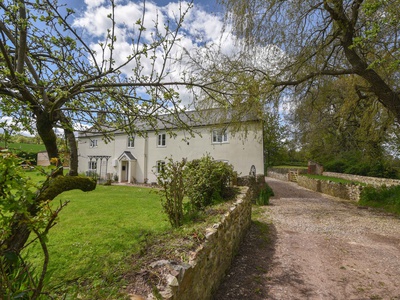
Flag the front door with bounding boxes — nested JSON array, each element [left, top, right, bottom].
[[121, 161, 129, 182]]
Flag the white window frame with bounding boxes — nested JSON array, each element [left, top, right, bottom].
[[127, 136, 135, 148], [157, 160, 166, 173], [88, 161, 97, 170], [212, 129, 229, 144], [90, 139, 98, 148], [157, 133, 166, 147]]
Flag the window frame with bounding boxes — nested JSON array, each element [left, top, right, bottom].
[[157, 133, 166, 147], [88, 160, 97, 170], [90, 139, 98, 148], [156, 160, 166, 173], [212, 129, 229, 144], [127, 136, 135, 148]]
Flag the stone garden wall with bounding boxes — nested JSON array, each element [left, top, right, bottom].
[[267, 168, 307, 182], [296, 176, 363, 201], [151, 186, 252, 300], [323, 172, 400, 187]]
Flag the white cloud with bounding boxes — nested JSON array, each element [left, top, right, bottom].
[[73, 1, 233, 78], [73, 1, 284, 108], [84, 0, 106, 9]]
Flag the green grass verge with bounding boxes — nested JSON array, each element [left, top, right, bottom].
[[26, 185, 169, 298], [359, 185, 400, 216]]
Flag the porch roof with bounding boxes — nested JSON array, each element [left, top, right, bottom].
[[118, 151, 136, 161]]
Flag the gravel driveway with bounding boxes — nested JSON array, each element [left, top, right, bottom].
[[214, 177, 400, 300]]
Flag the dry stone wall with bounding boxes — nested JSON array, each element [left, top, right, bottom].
[[323, 172, 400, 187], [267, 168, 307, 182], [296, 176, 363, 201], [150, 186, 252, 300], [268, 169, 399, 202]]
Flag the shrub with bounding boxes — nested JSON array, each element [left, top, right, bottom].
[[359, 185, 400, 215], [156, 158, 186, 227], [256, 183, 274, 206], [184, 154, 235, 211]]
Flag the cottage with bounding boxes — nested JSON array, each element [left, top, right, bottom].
[[77, 110, 264, 183]]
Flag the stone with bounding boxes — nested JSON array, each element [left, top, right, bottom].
[[167, 274, 179, 287], [149, 259, 170, 268]]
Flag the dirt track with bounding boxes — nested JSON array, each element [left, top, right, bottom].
[[214, 177, 400, 300]]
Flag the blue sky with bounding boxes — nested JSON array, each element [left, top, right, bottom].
[[0, 0, 233, 136]]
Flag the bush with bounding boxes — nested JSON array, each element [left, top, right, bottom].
[[256, 183, 274, 206], [157, 155, 236, 227], [324, 156, 399, 179], [156, 158, 186, 227], [359, 185, 400, 215], [15, 150, 37, 165], [184, 154, 235, 211]]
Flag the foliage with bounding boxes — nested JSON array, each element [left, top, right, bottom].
[[0, 155, 68, 299], [359, 185, 400, 215], [255, 183, 274, 206], [156, 155, 236, 227], [0, 0, 224, 178], [289, 75, 398, 178], [218, 0, 400, 124], [13, 150, 38, 165], [263, 108, 288, 168], [323, 152, 399, 179], [156, 158, 187, 228], [184, 154, 235, 211]]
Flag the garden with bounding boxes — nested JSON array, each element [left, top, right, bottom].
[[1, 154, 271, 299]]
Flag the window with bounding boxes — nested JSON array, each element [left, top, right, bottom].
[[157, 160, 165, 173], [157, 133, 166, 147], [128, 136, 135, 148], [88, 160, 97, 170], [90, 139, 98, 148], [212, 129, 228, 143]]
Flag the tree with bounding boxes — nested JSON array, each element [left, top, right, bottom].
[[0, 0, 219, 262], [0, 118, 16, 148], [290, 75, 396, 176], [263, 108, 287, 167], [0, 155, 71, 299], [1, 0, 198, 176], [218, 0, 400, 123]]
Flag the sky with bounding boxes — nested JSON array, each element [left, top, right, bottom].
[[68, 0, 236, 103], [1, 0, 233, 136], [1, 0, 284, 136]]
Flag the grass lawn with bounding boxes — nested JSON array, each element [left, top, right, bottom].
[[26, 183, 169, 298], [7, 142, 46, 153]]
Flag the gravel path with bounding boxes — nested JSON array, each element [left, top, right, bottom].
[[214, 177, 400, 300]]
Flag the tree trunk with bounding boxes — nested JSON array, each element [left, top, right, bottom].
[[65, 127, 79, 176], [3, 176, 96, 257], [2, 111, 97, 259], [36, 112, 63, 176]]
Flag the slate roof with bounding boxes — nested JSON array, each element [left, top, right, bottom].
[[118, 151, 136, 161], [78, 108, 261, 137]]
